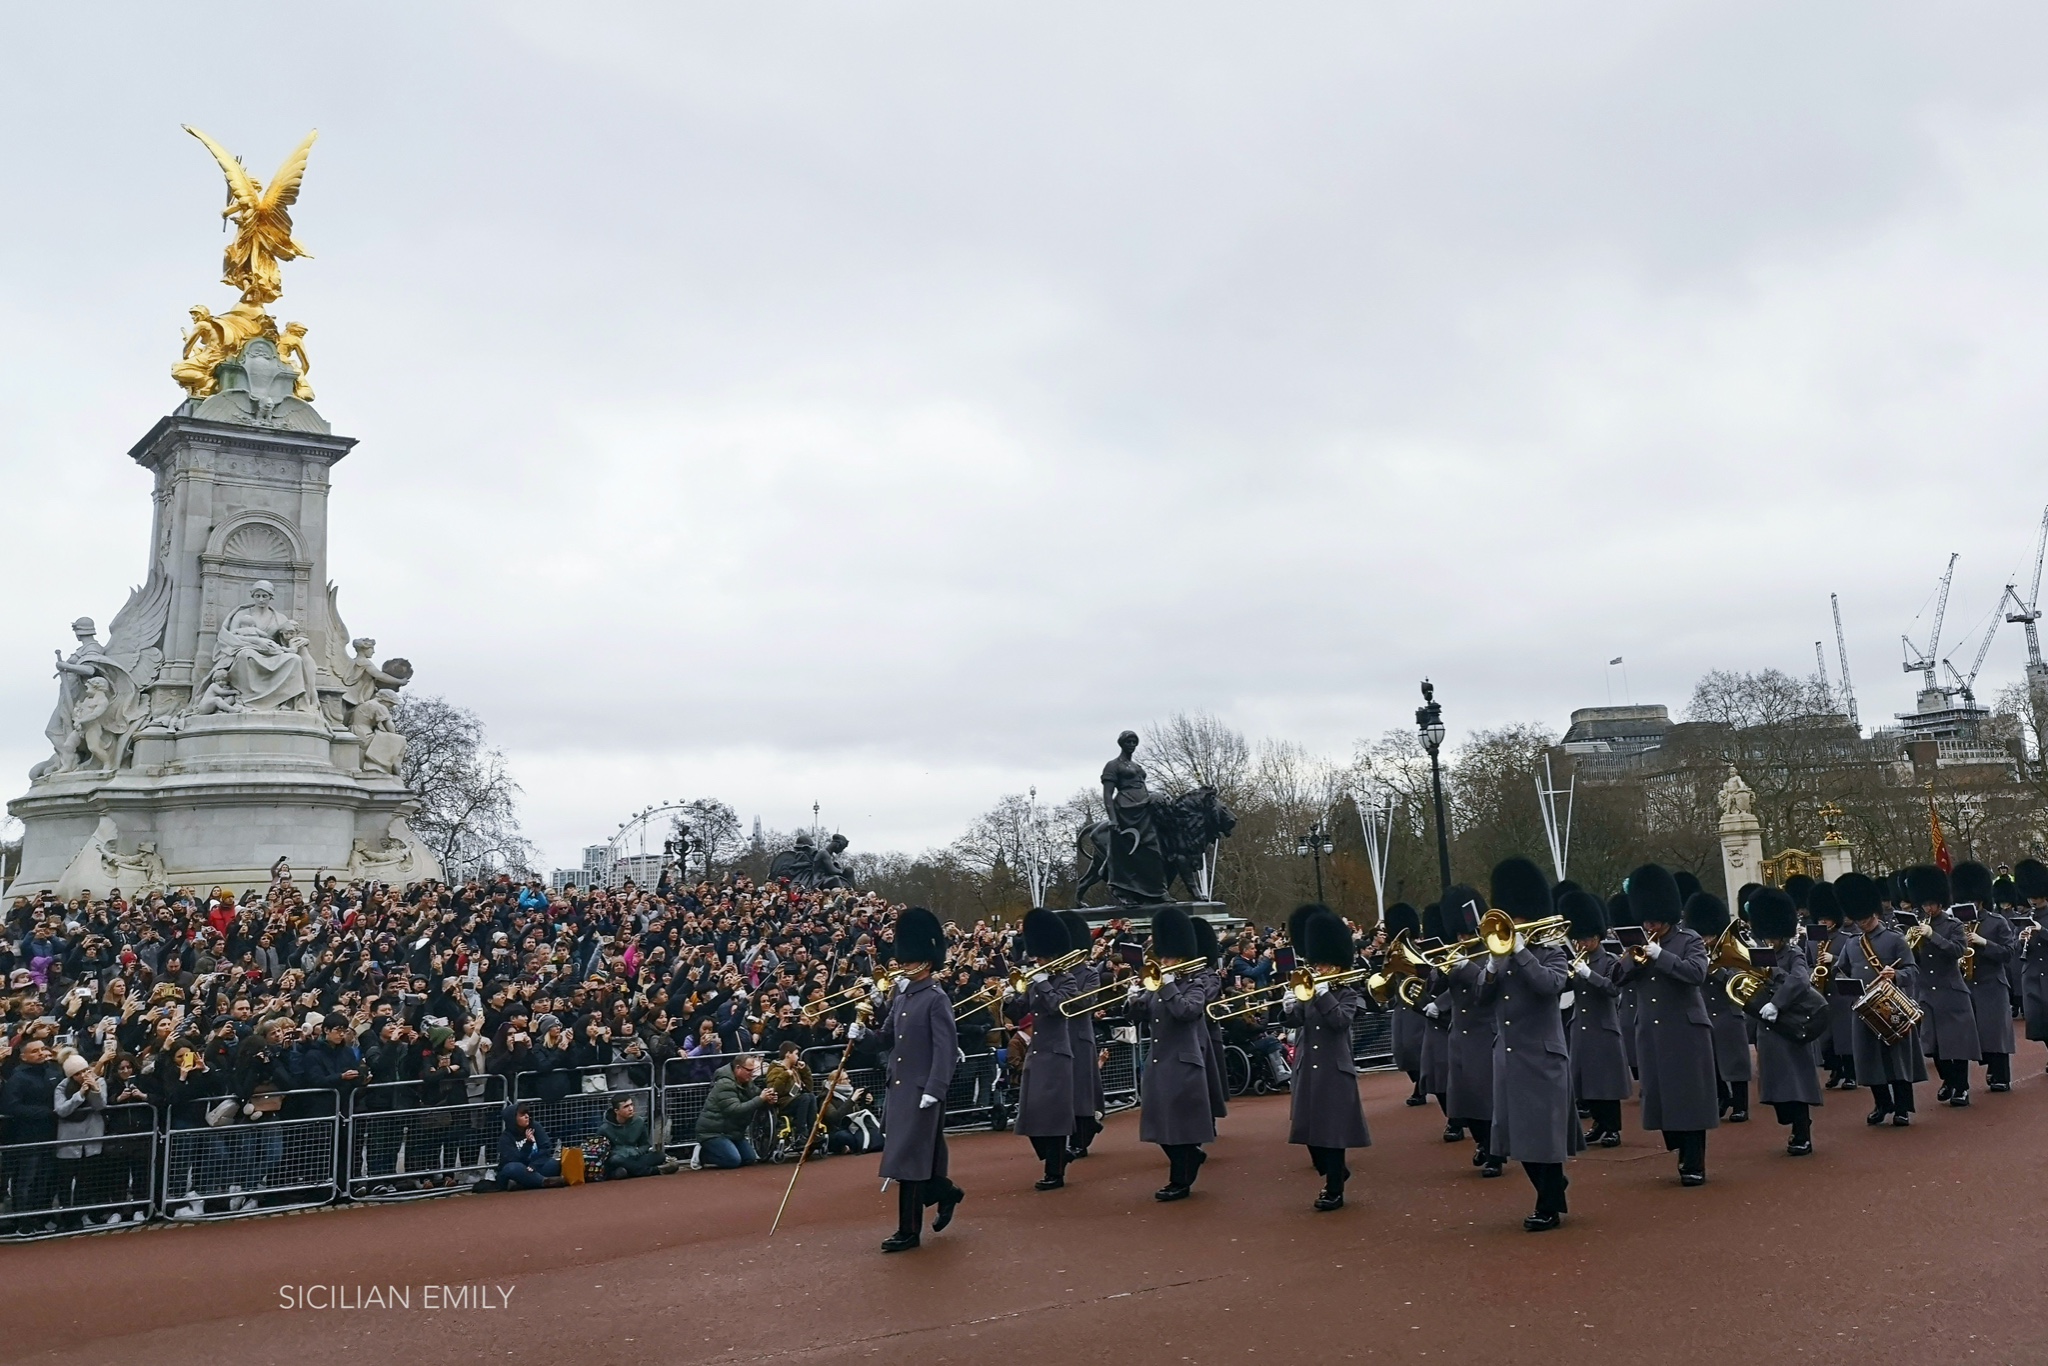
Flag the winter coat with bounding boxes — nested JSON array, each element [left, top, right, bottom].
[[1282, 985, 1370, 1150], [1616, 928, 1720, 1133], [694, 1063, 769, 1141], [1568, 949, 1631, 1102]]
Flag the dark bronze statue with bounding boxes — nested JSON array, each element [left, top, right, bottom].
[[769, 831, 855, 891], [1076, 731, 1236, 906]]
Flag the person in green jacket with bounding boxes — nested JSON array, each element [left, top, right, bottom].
[[694, 1056, 777, 1168], [600, 1095, 675, 1178]]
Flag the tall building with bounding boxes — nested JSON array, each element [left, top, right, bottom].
[[1558, 705, 1672, 776]]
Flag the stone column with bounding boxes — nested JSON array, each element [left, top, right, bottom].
[[1817, 803, 1854, 881], [1716, 767, 1765, 905]]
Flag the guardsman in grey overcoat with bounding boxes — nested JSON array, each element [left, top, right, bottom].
[[1005, 907, 1079, 1190], [1951, 861, 2016, 1093], [1748, 889, 1823, 1156], [1283, 908, 1371, 1211], [1685, 893, 1754, 1124], [1561, 890, 1627, 1147], [1191, 917, 1230, 1121], [1419, 904, 1458, 1135], [1607, 893, 1641, 1079], [1057, 911, 1108, 1159], [1808, 884, 1858, 1090], [1903, 864, 1981, 1107], [1833, 872, 1925, 1125], [1441, 887, 1502, 1177], [1129, 906, 1215, 1201], [1381, 903, 1429, 1106], [865, 906, 962, 1253], [1614, 864, 1718, 1187], [2016, 860, 2048, 1064], [1477, 859, 1581, 1231]]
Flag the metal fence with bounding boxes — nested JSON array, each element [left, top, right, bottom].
[[0, 1104, 157, 1240], [1349, 1011, 1395, 1068], [514, 1067, 655, 1150], [1101, 1032, 1142, 1110], [161, 1090, 340, 1220], [659, 1052, 750, 1162]]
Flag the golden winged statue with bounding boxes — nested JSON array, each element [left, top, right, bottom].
[[184, 125, 317, 305], [172, 127, 319, 399]]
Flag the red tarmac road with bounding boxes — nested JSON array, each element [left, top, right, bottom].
[[6, 1044, 2048, 1365]]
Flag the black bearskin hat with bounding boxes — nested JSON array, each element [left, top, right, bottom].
[[1191, 915, 1222, 967], [1288, 903, 1323, 952], [1553, 879, 1582, 899], [1902, 864, 1951, 909], [2016, 858, 2048, 902], [1735, 883, 1761, 919], [1151, 905, 1196, 960], [1445, 885, 1488, 938], [1834, 872, 1882, 923], [1305, 911, 1355, 970], [1383, 901, 1421, 938], [1951, 860, 1994, 907], [1057, 909, 1094, 955], [1808, 881, 1841, 926], [1022, 906, 1070, 961], [1607, 891, 1638, 928], [1684, 891, 1730, 937], [1994, 874, 2021, 908], [1625, 863, 1683, 927], [892, 907, 946, 968], [1489, 857, 1552, 922], [1748, 887, 1798, 942], [1420, 903, 1447, 941], [1674, 870, 1703, 904], [1782, 874, 1814, 909], [1559, 889, 1607, 941]]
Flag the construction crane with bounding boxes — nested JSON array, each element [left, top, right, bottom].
[[2002, 503, 2048, 674], [1901, 552, 1958, 698], [1832, 593, 1859, 730], [1941, 608, 2001, 707]]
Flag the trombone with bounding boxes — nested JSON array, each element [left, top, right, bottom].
[[1062, 953, 1204, 1017], [956, 948, 1090, 1020], [1209, 961, 1379, 1020], [1428, 910, 1571, 970], [800, 977, 881, 1025]]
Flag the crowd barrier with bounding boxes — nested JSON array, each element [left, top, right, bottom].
[[343, 1077, 507, 1202], [160, 1089, 341, 1221], [1350, 1011, 1395, 1068], [0, 1104, 156, 1240]]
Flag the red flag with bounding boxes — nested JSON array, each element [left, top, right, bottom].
[[1929, 792, 1953, 874]]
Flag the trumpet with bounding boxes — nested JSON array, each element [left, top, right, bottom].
[[957, 948, 1090, 1019], [1627, 923, 1670, 965]]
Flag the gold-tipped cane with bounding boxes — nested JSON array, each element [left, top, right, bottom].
[[769, 996, 874, 1235]]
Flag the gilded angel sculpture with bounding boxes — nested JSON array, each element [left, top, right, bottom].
[[183, 125, 317, 306]]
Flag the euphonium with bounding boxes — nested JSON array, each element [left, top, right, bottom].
[[1711, 923, 1771, 1011], [1365, 930, 1432, 1008]]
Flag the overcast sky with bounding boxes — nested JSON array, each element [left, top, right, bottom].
[[6, 4, 2048, 871]]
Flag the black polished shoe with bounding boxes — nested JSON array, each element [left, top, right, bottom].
[[1990, 1081, 2011, 1092], [880, 1232, 921, 1253], [1728, 1110, 1748, 1123], [1523, 1212, 1561, 1232], [1405, 1094, 1430, 1107], [1679, 1172, 1706, 1187], [1442, 1125, 1465, 1143], [1153, 1184, 1191, 1202], [1034, 1176, 1065, 1191], [1891, 1113, 1912, 1127], [1313, 1190, 1345, 1211], [1824, 1076, 1842, 1090], [1599, 1131, 1622, 1148], [1866, 1108, 1890, 1126], [1064, 1148, 1088, 1161], [932, 1190, 962, 1232], [1936, 1084, 1954, 1104], [1471, 1147, 1488, 1167], [1949, 1092, 1970, 1108], [1481, 1159, 1505, 1178], [1581, 1127, 1602, 1146], [1786, 1139, 1813, 1156]]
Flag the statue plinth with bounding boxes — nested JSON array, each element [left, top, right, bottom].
[[1715, 766, 1765, 907]]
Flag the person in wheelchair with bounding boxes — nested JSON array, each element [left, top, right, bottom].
[[763, 1040, 819, 1158]]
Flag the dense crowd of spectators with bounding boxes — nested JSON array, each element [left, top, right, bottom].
[[0, 865, 1306, 1233]]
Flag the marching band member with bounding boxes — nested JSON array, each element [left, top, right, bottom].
[[2017, 859, 2048, 1069], [1191, 916, 1231, 1124], [1442, 887, 1503, 1178], [1810, 883, 1858, 1091], [1687, 893, 1753, 1123], [1005, 907, 1080, 1190], [1561, 890, 1627, 1147], [1419, 904, 1457, 1135], [1477, 859, 1580, 1232], [1904, 865, 1980, 1107], [1283, 908, 1372, 1211], [1615, 864, 1718, 1187], [864, 906, 962, 1252], [1834, 872, 1924, 1126], [1748, 888, 1822, 1156], [1058, 911, 1108, 1159], [1128, 907, 1215, 1201], [1952, 861, 2016, 1094], [1608, 892, 1641, 1081], [1382, 903, 1428, 1106]]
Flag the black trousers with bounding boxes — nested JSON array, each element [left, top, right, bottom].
[[1718, 1079, 1749, 1114], [1661, 1130, 1706, 1174], [1028, 1134, 1068, 1180], [1071, 1115, 1103, 1152], [1869, 1080, 1915, 1115], [1463, 1118, 1492, 1153], [1160, 1143, 1204, 1188], [1771, 1102, 1811, 1141], [1524, 1161, 1568, 1215], [1583, 1099, 1622, 1135], [1307, 1144, 1349, 1189], [1986, 1052, 2011, 1086], [1935, 1058, 1972, 1091], [894, 1135, 960, 1233]]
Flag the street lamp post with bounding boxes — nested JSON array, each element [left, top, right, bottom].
[[1296, 821, 1335, 903], [1416, 679, 1452, 902]]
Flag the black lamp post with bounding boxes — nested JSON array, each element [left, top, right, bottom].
[[1296, 820, 1335, 903], [1416, 679, 1452, 901]]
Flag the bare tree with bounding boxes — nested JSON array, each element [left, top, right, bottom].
[[1143, 711, 1253, 800], [393, 695, 535, 880], [675, 798, 744, 880]]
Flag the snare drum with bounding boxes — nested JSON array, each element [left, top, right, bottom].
[[1852, 977, 1924, 1047]]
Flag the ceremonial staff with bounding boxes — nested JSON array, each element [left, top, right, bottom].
[[769, 997, 873, 1235]]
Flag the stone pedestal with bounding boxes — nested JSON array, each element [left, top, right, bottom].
[[1717, 768, 1765, 908], [7, 390, 437, 899], [1820, 837, 1854, 882]]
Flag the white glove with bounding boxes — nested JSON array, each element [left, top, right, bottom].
[[847, 1022, 865, 1040], [1968, 933, 1986, 946], [1160, 972, 1177, 986], [1031, 972, 1048, 985], [1125, 982, 1143, 1000], [1423, 1001, 1441, 1020], [1312, 981, 1329, 997], [1643, 940, 1663, 961], [1572, 961, 1592, 980], [1513, 932, 1527, 953], [1558, 991, 1575, 1011], [919, 1093, 939, 1109], [1759, 1003, 1779, 1023]]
